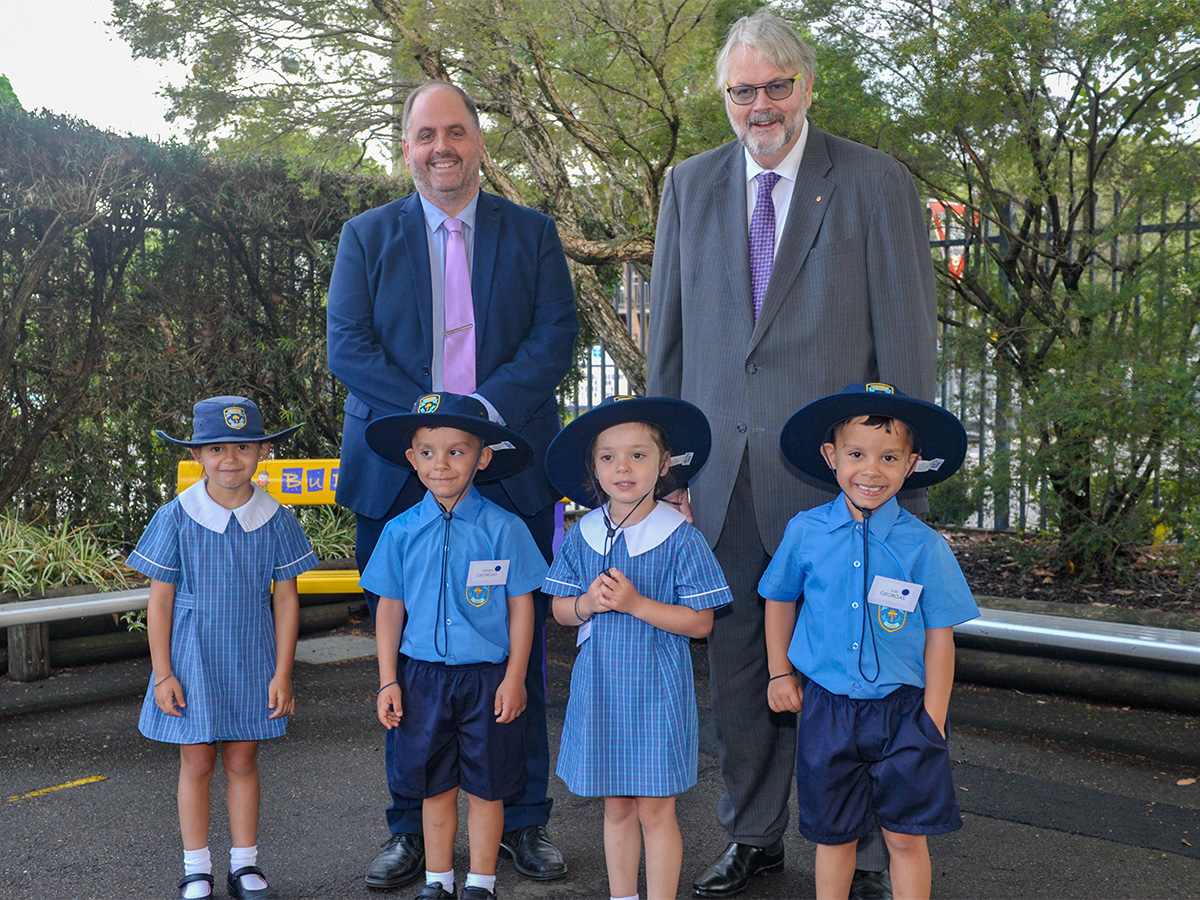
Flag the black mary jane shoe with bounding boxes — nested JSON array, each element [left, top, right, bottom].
[[227, 866, 279, 900], [692, 840, 785, 897], [414, 884, 457, 899], [177, 872, 214, 900]]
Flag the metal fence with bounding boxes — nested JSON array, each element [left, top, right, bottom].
[[565, 196, 1200, 531]]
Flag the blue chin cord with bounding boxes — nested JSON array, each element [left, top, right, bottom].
[[848, 497, 881, 685], [433, 445, 485, 659]]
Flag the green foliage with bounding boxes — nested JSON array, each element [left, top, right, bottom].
[[0, 513, 131, 598], [293, 506, 356, 561], [0, 106, 396, 542], [803, 0, 1200, 573], [0, 74, 19, 107]]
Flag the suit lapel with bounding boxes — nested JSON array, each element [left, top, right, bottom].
[[472, 192, 500, 356], [714, 144, 755, 342], [750, 124, 835, 351], [400, 195, 435, 360]]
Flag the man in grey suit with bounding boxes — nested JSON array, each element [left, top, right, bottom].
[[646, 10, 937, 898]]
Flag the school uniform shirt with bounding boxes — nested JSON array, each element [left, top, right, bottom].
[[545, 501, 732, 797], [130, 481, 317, 744], [360, 487, 547, 665], [759, 494, 978, 700]]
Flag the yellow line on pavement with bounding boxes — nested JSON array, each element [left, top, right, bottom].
[[4, 775, 108, 804]]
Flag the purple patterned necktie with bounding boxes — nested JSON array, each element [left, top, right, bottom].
[[442, 216, 476, 394], [749, 171, 781, 320]]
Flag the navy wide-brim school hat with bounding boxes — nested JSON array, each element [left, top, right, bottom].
[[546, 394, 713, 508], [156, 395, 302, 447], [780, 382, 967, 490], [364, 392, 533, 484]]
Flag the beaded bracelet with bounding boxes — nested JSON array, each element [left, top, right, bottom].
[[154, 672, 174, 687], [376, 680, 399, 694], [768, 671, 796, 682]]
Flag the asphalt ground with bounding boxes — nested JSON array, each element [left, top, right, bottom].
[[2, 622, 1198, 900]]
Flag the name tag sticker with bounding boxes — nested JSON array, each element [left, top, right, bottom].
[[467, 560, 510, 587], [867, 575, 922, 613], [576, 618, 593, 646]]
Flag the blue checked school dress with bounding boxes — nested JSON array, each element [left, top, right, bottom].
[[545, 501, 732, 796], [130, 481, 317, 744]]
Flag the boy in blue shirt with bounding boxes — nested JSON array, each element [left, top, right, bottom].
[[760, 383, 979, 900], [361, 393, 548, 900]]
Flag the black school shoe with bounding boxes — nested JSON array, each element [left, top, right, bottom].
[[459, 887, 497, 900], [415, 884, 457, 899], [227, 866, 279, 900], [177, 873, 213, 900], [366, 832, 426, 889], [498, 825, 567, 880]]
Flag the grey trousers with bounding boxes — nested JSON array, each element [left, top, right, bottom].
[[708, 457, 888, 870]]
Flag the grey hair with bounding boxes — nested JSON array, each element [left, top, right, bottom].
[[715, 9, 817, 90], [401, 81, 481, 140]]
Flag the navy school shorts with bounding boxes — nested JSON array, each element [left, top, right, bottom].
[[387, 657, 526, 802], [796, 681, 963, 844]]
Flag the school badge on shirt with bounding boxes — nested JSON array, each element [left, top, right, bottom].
[[868, 575, 921, 632], [467, 585, 490, 607], [465, 559, 509, 607]]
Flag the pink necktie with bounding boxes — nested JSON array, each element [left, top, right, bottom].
[[443, 217, 476, 394], [749, 171, 780, 320]]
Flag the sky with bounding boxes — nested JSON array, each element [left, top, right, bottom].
[[0, 0, 188, 141]]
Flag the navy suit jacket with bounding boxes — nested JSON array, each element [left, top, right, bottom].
[[327, 190, 578, 521]]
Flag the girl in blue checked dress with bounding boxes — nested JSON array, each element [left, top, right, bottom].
[[544, 396, 732, 900], [130, 396, 317, 900]]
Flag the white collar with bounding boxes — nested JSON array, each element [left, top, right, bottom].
[[577, 501, 687, 558], [744, 117, 809, 184], [178, 479, 281, 534]]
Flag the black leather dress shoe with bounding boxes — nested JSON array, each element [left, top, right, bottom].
[[414, 884, 456, 900], [693, 840, 785, 897], [849, 868, 893, 900], [499, 824, 567, 880], [365, 832, 425, 890]]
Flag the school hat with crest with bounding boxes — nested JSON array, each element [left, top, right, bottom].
[[364, 393, 533, 484], [156, 395, 302, 447], [545, 394, 712, 508], [780, 382, 967, 490]]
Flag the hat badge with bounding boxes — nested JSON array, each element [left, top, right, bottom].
[[223, 406, 247, 429], [865, 383, 895, 394], [417, 394, 441, 414]]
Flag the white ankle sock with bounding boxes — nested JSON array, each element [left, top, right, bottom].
[[611, 895, 639, 900], [427, 868, 455, 891], [466, 872, 496, 892], [181, 847, 212, 899], [230, 846, 268, 891]]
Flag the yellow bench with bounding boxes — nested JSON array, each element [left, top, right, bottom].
[[176, 459, 362, 596]]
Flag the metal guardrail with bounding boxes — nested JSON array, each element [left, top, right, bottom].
[[953, 608, 1200, 671], [1, 597, 1196, 673]]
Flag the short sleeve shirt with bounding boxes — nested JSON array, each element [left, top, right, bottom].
[[360, 488, 547, 665], [759, 495, 978, 698]]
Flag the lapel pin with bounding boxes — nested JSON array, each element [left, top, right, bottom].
[[816, 195, 823, 202]]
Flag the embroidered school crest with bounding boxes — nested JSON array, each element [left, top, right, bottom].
[[223, 406, 247, 429], [865, 382, 895, 394], [467, 585, 490, 607], [878, 606, 907, 632], [417, 394, 441, 414]]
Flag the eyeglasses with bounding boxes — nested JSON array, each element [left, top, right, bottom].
[[725, 76, 800, 106]]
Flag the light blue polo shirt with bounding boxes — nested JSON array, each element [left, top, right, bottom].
[[361, 487, 547, 665], [759, 495, 978, 699]]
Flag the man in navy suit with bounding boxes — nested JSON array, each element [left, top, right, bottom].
[[327, 80, 578, 891]]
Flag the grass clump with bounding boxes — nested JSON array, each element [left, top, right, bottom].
[[0, 513, 132, 598]]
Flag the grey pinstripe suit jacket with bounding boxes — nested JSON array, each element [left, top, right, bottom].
[[646, 124, 938, 554]]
